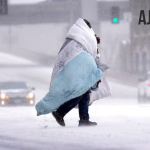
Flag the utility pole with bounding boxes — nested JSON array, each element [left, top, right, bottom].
[[0, 0, 8, 15], [81, 0, 98, 33]]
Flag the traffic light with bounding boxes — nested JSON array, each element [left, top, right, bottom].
[[111, 6, 120, 24], [0, 0, 8, 15]]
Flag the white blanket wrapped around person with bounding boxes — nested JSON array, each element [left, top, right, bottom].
[[35, 18, 111, 116]]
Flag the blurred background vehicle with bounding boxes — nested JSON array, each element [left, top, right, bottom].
[[0, 81, 35, 106], [138, 71, 150, 103]]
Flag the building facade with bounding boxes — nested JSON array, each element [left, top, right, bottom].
[[130, 0, 150, 74]]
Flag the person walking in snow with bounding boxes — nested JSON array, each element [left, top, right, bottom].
[[35, 18, 110, 127]]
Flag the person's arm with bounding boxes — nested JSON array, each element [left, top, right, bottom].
[[90, 35, 101, 91], [91, 35, 109, 91]]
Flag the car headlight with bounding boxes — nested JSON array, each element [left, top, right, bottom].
[[26, 92, 34, 99], [1, 93, 6, 99], [30, 100, 34, 104], [1, 101, 5, 105]]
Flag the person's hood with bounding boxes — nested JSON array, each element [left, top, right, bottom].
[[66, 18, 97, 59]]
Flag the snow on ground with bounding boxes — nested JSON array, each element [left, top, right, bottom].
[[0, 52, 150, 150], [0, 104, 150, 150], [0, 52, 38, 66]]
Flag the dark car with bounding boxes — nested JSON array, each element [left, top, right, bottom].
[[0, 81, 35, 106]]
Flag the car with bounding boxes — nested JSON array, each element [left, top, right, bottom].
[[0, 81, 35, 106], [138, 71, 150, 103]]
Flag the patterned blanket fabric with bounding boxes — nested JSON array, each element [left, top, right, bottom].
[[35, 40, 103, 116]]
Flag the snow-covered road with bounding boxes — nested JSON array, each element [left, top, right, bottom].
[[0, 52, 150, 150], [0, 104, 150, 150]]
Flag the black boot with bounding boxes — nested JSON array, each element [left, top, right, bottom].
[[79, 120, 97, 127], [52, 111, 65, 127]]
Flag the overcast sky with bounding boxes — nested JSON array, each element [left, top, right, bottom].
[[9, 0, 128, 4], [9, 0, 47, 4]]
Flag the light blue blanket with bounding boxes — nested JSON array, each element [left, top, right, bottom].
[[36, 51, 103, 116]]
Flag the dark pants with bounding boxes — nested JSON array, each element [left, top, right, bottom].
[[57, 91, 90, 120]]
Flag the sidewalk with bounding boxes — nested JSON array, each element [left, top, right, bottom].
[[108, 69, 139, 87]]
